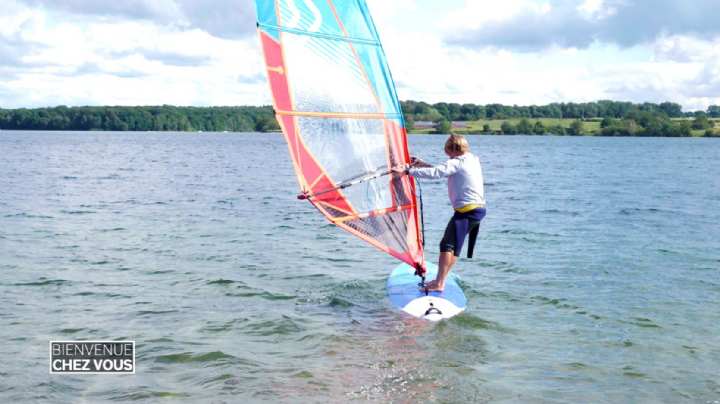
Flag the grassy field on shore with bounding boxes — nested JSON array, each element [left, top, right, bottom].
[[410, 117, 720, 137]]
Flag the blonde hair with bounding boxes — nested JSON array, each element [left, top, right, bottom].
[[444, 134, 469, 155]]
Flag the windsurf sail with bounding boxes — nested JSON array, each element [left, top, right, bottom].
[[254, 0, 425, 272]]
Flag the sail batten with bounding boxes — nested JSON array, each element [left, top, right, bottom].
[[275, 110, 399, 119], [257, 22, 381, 46], [255, 0, 424, 269]]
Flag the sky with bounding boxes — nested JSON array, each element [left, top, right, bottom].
[[1, 0, 719, 111]]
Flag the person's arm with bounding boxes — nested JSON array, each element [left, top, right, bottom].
[[409, 158, 461, 179], [410, 156, 432, 168], [391, 163, 409, 177]]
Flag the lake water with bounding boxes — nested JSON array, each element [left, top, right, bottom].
[[1, 131, 719, 403]]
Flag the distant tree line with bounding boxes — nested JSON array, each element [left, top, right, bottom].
[[492, 116, 716, 137], [596, 112, 714, 137], [401, 100, 719, 137], [0, 101, 717, 137], [0, 105, 279, 132], [401, 100, 720, 122]]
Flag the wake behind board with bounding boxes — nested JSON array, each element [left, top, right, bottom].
[[387, 262, 466, 321]]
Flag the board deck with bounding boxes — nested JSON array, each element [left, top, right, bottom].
[[386, 262, 467, 321]]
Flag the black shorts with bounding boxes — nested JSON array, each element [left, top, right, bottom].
[[440, 208, 486, 257]]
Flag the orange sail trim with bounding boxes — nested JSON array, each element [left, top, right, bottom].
[[275, 109, 389, 120]]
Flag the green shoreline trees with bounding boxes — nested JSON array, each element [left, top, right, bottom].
[[0, 105, 279, 133], [402, 100, 718, 137], [0, 101, 718, 137]]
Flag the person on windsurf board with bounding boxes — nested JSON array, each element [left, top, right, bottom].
[[393, 134, 486, 292]]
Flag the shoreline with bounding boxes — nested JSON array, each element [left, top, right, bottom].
[[1, 128, 717, 138]]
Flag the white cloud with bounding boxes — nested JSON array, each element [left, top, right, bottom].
[[654, 35, 720, 64], [447, 0, 720, 51], [0, 1, 268, 108], [577, 0, 617, 21], [0, 0, 719, 111], [14, 0, 256, 38], [440, 0, 551, 33], [365, 0, 720, 111]]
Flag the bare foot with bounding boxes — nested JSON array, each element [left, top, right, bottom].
[[422, 279, 445, 292]]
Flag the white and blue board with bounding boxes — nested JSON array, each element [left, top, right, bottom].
[[387, 262, 466, 321]]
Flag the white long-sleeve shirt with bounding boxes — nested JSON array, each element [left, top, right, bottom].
[[409, 152, 485, 209]]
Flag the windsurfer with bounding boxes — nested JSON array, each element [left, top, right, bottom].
[[393, 134, 486, 292]]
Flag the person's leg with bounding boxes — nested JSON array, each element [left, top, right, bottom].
[[425, 216, 456, 291], [425, 251, 456, 291], [425, 209, 485, 292]]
